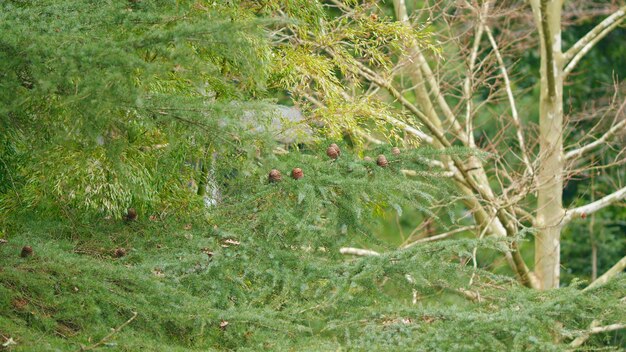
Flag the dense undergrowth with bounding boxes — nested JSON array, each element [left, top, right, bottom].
[[1, 211, 624, 350]]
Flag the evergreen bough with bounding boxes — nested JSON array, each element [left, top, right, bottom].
[[0, 1, 624, 351]]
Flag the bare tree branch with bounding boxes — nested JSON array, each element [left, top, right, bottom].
[[381, 114, 434, 144], [584, 255, 626, 291], [563, 186, 626, 224], [565, 119, 626, 161], [462, 0, 491, 148], [570, 320, 626, 348], [401, 225, 477, 249], [563, 6, 626, 75], [348, 58, 537, 287], [339, 247, 380, 256], [401, 169, 455, 178], [485, 24, 533, 177], [394, 0, 468, 143]]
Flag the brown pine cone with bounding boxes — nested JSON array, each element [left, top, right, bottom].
[[376, 154, 388, 167], [391, 147, 401, 156], [113, 247, 126, 258], [125, 208, 137, 222], [330, 143, 341, 156], [291, 167, 304, 180], [326, 146, 339, 160], [269, 169, 282, 183], [20, 245, 33, 258]]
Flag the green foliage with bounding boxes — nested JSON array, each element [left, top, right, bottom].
[[267, 0, 436, 144], [1, 1, 625, 350], [2, 144, 624, 350], [0, 0, 434, 220], [210, 145, 459, 249], [1, 216, 623, 350], [0, 0, 273, 219]]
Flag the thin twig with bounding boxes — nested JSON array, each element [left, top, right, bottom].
[[470, 215, 496, 286], [485, 24, 533, 178], [401, 225, 477, 249], [79, 311, 138, 351], [565, 117, 626, 161]]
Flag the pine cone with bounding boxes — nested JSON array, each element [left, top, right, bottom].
[[330, 143, 341, 156], [376, 154, 388, 167], [291, 167, 304, 180], [20, 245, 33, 258], [113, 247, 126, 258], [125, 208, 137, 222], [326, 146, 339, 160], [269, 169, 282, 183], [391, 147, 401, 156]]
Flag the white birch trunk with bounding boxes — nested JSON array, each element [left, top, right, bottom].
[[531, 0, 564, 289]]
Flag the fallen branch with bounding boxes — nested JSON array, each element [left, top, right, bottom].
[[79, 311, 138, 351]]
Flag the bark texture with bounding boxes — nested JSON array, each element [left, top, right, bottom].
[[531, 0, 564, 289]]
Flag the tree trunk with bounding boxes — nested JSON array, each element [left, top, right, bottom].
[[531, 0, 564, 289]]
